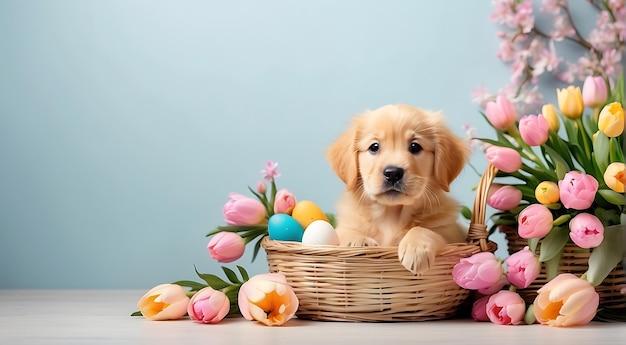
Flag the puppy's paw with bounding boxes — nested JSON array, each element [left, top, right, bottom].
[[398, 227, 446, 275], [341, 235, 379, 247]]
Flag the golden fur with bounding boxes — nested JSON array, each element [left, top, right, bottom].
[[327, 104, 470, 274]]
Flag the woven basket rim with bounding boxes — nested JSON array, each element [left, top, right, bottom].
[[261, 236, 481, 257]]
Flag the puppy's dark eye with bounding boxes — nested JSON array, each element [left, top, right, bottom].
[[409, 142, 422, 154], [368, 143, 380, 154]]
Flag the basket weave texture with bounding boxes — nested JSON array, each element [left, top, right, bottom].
[[261, 165, 500, 322]]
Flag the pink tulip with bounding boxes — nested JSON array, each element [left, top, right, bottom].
[[238, 273, 299, 326], [485, 146, 523, 173], [533, 273, 599, 327], [569, 213, 604, 248], [471, 295, 491, 322], [188, 287, 230, 324], [207, 232, 245, 263], [452, 252, 504, 290], [478, 274, 509, 295], [582, 75, 608, 108], [517, 204, 553, 239], [486, 290, 526, 325], [223, 192, 267, 226], [519, 114, 549, 146], [273, 189, 297, 215], [256, 181, 267, 194], [137, 284, 190, 321], [487, 184, 523, 211], [505, 246, 541, 288], [558, 171, 598, 210], [485, 95, 517, 131]]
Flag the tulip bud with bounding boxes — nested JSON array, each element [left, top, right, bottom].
[[519, 114, 549, 146], [223, 193, 267, 226], [518, 204, 553, 239], [582, 75, 608, 108], [188, 287, 230, 324], [597, 102, 625, 137], [486, 291, 526, 325], [452, 252, 504, 290], [534, 181, 560, 204], [471, 295, 491, 322], [273, 189, 297, 215], [485, 95, 517, 131], [207, 232, 245, 263], [485, 146, 523, 173], [569, 213, 604, 249], [558, 171, 599, 210], [533, 273, 599, 327], [505, 246, 541, 289], [604, 162, 625, 193], [556, 86, 584, 119], [137, 284, 190, 321], [487, 184, 523, 211], [256, 181, 267, 194], [541, 103, 559, 132]]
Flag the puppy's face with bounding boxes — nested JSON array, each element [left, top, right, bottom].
[[328, 104, 469, 206]]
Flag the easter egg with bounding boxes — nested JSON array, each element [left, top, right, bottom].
[[301, 220, 339, 246], [268, 214, 304, 242], [291, 200, 329, 229]]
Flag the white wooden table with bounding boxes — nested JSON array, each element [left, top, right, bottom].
[[0, 290, 624, 344]]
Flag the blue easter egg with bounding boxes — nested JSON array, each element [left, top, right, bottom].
[[268, 214, 304, 242]]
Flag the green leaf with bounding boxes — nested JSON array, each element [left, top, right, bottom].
[[237, 265, 250, 282], [194, 266, 230, 290], [325, 212, 337, 227], [460, 205, 472, 220], [524, 304, 536, 325], [586, 224, 625, 286], [538, 226, 569, 262], [221, 266, 240, 284], [593, 132, 610, 173], [171, 280, 207, 291], [607, 74, 624, 104], [542, 145, 570, 177], [598, 189, 626, 205], [529, 237, 539, 253], [131, 311, 143, 317], [251, 236, 264, 262], [609, 137, 625, 163], [543, 249, 563, 281]]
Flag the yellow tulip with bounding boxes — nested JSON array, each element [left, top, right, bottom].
[[535, 181, 560, 204], [597, 102, 624, 137], [556, 86, 584, 119], [604, 162, 625, 193], [541, 103, 559, 132]]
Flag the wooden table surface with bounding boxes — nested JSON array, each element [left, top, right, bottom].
[[1, 289, 624, 344]]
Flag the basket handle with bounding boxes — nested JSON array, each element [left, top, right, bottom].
[[466, 163, 499, 253]]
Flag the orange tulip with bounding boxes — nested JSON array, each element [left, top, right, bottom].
[[533, 273, 599, 327]]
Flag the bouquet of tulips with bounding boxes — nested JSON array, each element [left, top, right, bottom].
[[132, 161, 302, 326], [454, 75, 625, 327]]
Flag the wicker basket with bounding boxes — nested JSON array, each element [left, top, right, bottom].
[[261, 165, 500, 322], [501, 224, 626, 309]]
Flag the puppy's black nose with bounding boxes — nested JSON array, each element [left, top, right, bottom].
[[383, 166, 404, 183]]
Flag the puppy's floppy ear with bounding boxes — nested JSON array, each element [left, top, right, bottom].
[[327, 122, 360, 191], [433, 117, 470, 192]]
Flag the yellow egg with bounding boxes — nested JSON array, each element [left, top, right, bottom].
[[291, 200, 329, 229]]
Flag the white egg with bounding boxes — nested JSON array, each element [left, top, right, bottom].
[[301, 220, 339, 246]]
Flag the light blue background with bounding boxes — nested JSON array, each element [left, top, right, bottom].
[[0, 0, 599, 288]]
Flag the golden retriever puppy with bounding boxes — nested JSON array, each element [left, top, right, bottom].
[[327, 104, 470, 274]]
